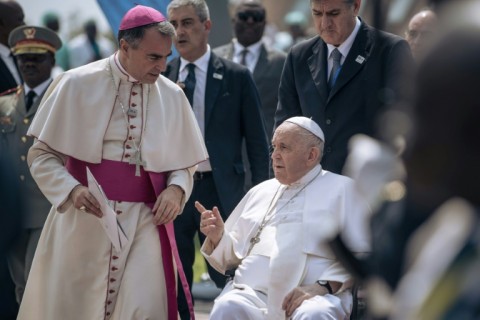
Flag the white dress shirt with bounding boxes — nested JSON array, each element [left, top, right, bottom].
[[232, 39, 263, 73], [179, 46, 212, 172], [326, 17, 361, 80], [24, 78, 52, 106]]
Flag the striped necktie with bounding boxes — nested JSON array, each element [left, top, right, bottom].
[[328, 48, 342, 90]]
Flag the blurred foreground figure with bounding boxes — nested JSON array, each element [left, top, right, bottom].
[[349, 3, 480, 319], [389, 24, 480, 320]]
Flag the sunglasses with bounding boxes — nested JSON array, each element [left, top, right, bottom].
[[237, 11, 265, 23]]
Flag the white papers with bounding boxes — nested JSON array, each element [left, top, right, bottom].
[[86, 167, 128, 252]]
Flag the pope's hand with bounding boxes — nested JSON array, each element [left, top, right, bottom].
[[282, 284, 324, 317], [152, 184, 184, 225], [195, 201, 224, 246]]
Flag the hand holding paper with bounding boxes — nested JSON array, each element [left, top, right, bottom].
[[86, 167, 128, 251]]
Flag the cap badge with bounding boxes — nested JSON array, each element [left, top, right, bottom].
[[23, 27, 36, 39]]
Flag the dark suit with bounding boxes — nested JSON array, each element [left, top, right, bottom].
[[214, 42, 286, 138], [164, 52, 269, 319], [214, 42, 286, 188], [275, 20, 413, 174], [0, 57, 20, 95]]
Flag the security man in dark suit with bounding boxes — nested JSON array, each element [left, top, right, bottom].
[[275, 0, 413, 174], [214, 0, 286, 188], [0, 0, 25, 95], [214, 0, 286, 140], [164, 1, 269, 319], [0, 25, 61, 304]]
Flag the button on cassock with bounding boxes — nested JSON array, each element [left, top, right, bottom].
[[23, 118, 29, 124], [21, 136, 27, 143]]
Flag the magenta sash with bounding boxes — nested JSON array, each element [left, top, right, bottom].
[[66, 157, 195, 320]]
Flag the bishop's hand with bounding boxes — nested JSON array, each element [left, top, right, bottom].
[[70, 184, 102, 217], [195, 201, 224, 246], [152, 184, 184, 225]]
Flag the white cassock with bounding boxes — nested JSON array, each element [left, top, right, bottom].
[[18, 53, 208, 320], [202, 165, 371, 320]]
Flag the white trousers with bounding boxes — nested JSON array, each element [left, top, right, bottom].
[[210, 282, 352, 320]]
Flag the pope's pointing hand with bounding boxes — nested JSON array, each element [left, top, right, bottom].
[[195, 201, 224, 246]]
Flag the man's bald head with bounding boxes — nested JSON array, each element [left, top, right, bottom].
[[406, 9, 437, 60]]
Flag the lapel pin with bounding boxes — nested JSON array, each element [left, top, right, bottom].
[[355, 55, 365, 64], [213, 73, 223, 80]]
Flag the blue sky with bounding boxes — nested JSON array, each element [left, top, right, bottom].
[[18, 0, 111, 36]]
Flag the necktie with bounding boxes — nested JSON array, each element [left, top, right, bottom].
[[240, 49, 249, 66], [25, 90, 36, 112], [183, 63, 196, 107], [328, 48, 342, 90]]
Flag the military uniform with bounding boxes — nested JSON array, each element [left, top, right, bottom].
[[0, 85, 52, 303], [3, 25, 61, 303]]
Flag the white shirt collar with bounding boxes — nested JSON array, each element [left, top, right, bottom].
[[24, 78, 52, 97], [286, 164, 322, 188], [232, 39, 263, 72], [327, 17, 361, 60], [232, 38, 263, 57], [180, 45, 211, 74], [114, 52, 139, 83]]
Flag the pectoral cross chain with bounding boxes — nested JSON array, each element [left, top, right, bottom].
[[247, 224, 264, 255], [129, 151, 146, 177], [250, 236, 260, 244]]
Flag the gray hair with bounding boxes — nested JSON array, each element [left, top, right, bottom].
[[274, 122, 324, 162], [117, 21, 176, 48], [310, 0, 355, 5], [167, 0, 210, 22], [296, 126, 323, 154]]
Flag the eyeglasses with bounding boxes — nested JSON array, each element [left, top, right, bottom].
[[237, 11, 265, 23]]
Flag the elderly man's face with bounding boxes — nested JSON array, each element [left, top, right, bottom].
[[119, 27, 172, 84], [271, 124, 316, 185], [311, 0, 360, 46]]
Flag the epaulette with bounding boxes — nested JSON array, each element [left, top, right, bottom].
[[0, 85, 22, 97]]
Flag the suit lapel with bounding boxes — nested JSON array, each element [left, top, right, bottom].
[[328, 22, 373, 99], [253, 44, 268, 83], [165, 58, 181, 82], [225, 43, 234, 60], [204, 53, 224, 128], [307, 38, 329, 104]]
